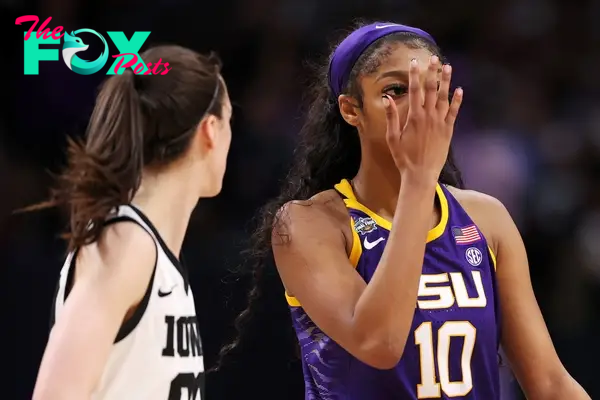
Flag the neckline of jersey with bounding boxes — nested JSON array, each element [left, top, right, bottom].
[[334, 179, 449, 243], [128, 203, 190, 292]]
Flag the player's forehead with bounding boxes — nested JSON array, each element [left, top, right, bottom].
[[372, 44, 434, 80], [358, 43, 437, 93]]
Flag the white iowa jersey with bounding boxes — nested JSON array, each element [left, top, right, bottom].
[[52, 204, 204, 400]]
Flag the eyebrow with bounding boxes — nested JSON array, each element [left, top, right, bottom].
[[376, 70, 409, 82]]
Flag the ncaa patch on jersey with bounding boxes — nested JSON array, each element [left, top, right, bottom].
[[354, 217, 377, 235], [465, 247, 483, 267]]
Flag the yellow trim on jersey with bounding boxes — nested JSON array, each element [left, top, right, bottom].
[[488, 246, 497, 271], [286, 291, 301, 307], [348, 217, 363, 268], [333, 179, 449, 243], [286, 216, 363, 307]]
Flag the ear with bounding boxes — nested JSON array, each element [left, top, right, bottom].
[[338, 94, 360, 127], [195, 115, 218, 151]]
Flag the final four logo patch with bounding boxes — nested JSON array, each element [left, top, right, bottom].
[[354, 217, 377, 235]]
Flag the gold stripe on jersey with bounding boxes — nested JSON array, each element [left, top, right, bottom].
[[286, 180, 497, 307], [348, 217, 362, 267], [286, 179, 450, 307], [488, 246, 497, 271], [333, 179, 449, 243], [286, 292, 301, 307]]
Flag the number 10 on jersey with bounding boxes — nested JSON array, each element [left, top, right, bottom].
[[415, 321, 476, 398]]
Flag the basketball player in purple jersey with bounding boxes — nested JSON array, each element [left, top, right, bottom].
[[219, 22, 591, 399]]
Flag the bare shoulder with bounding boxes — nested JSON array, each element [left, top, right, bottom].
[[445, 186, 512, 254], [273, 189, 356, 298], [98, 222, 156, 268], [445, 186, 506, 214], [76, 221, 157, 294], [273, 189, 351, 246], [275, 189, 349, 231]]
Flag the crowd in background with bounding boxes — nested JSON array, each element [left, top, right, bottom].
[[2, 0, 599, 398]]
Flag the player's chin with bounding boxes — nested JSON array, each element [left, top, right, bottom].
[[204, 176, 225, 198]]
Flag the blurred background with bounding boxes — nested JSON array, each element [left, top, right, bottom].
[[3, 0, 599, 398]]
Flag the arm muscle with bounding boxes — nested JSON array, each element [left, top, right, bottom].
[[461, 192, 590, 400], [33, 222, 156, 400], [274, 179, 438, 368]]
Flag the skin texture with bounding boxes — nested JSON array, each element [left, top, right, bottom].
[[33, 223, 158, 400], [275, 51, 462, 369], [453, 187, 589, 399], [275, 42, 590, 398]]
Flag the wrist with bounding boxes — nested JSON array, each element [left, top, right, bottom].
[[397, 173, 438, 212], [401, 171, 439, 191]]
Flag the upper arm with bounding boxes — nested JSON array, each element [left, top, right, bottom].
[[485, 198, 568, 397], [272, 202, 369, 357], [34, 222, 156, 399]]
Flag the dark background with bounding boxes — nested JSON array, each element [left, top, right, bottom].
[[2, 0, 599, 398]]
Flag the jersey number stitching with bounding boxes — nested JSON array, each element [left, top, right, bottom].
[[415, 321, 476, 398], [168, 372, 203, 399]]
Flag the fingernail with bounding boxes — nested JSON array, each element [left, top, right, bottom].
[[382, 96, 390, 107], [443, 64, 452, 73], [431, 55, 439, 64], [410, 58, 418, 67], [456, 87, 464, 96]]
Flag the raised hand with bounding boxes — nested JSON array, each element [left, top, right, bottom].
[[384, 55, 463, 181]]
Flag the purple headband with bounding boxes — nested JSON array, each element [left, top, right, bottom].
[[328, 22, 437, 98]]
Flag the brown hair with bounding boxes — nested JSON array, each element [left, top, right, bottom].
[[31, 45, 225, 251]]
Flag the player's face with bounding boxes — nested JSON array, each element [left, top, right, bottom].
[[206, 81, 232, 196], [356, 43, 440, 142], [192, 78, 232, 197]]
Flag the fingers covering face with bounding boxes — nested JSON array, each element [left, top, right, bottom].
[[424, 56, 440, 113]]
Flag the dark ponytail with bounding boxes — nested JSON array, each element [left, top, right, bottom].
[[26, 71, 144, 252], [217, 28, 464, 368], [70, 71, 143, 250], [25, 45, 225, 252]]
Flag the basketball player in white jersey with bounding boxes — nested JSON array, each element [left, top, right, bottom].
[[32, 45, 232, 400]]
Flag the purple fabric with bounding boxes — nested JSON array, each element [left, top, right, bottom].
[[328, 22, 437, 98], [290, 185, 502, 399]]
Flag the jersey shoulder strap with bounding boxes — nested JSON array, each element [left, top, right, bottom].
[[120, 204, 190, 291], [50, 209, 157, 340], [111, 205, 158, 242]]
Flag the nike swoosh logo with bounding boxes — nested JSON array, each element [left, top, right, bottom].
[[158, 287, 175, 297], [375, 24, 398, 29], [364, 237, 385, 250]]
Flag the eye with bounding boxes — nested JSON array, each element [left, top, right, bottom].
[[383, 83, 408, 98]]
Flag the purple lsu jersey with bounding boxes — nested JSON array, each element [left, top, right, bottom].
[[286, 179, 501, 399]]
